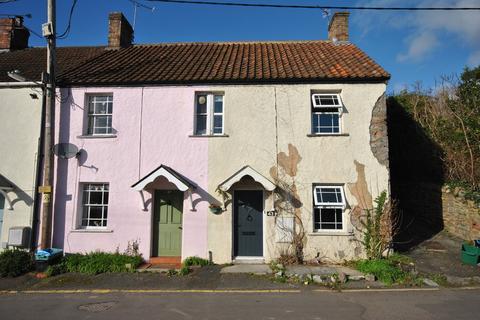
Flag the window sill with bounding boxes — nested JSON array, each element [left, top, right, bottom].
[[77, 134, 117, 139], [71, 229, 113, 233], [309, 231, 353, 236], [188, 134, 229, 138], [307, 133, 350, 137]]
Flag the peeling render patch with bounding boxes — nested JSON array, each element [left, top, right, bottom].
[[270, 143, 306, 261], [270, 143, 303, 211], [348, 160, 373, 218], [370, 93, 389, 167], [277, 144, 303, 178]]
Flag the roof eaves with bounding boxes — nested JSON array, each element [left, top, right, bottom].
[[58, 76, 390, 87]]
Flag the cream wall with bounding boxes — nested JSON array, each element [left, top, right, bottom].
[[0, 87, 42, 249], [205, 83, 388, 263]]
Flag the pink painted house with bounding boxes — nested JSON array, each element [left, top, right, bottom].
[[52, 12, 390, 264], [53, 86, 210, 261]]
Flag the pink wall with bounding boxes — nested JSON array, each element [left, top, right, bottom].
[[53, 87, 209, 260]]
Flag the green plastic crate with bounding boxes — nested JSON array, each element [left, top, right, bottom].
[[461, 244, 480, 266]]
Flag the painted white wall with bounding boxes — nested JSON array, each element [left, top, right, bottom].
[[0, 87, 42, 249]]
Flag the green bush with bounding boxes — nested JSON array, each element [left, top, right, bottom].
[[182, 256, 211, 267], [64, 252, 143, 274], [0, 249, 34, 277], [355, 259, 407, 285], [179, 265, 190, 276], [45, 262, 67, 277]]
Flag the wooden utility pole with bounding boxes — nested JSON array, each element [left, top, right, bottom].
[[40, 0, 56, 249]]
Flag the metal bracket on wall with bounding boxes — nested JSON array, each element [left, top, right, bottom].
[[139, 190, 148, 211], [188, 188, 195, 211], [0, 188, 14, 210]]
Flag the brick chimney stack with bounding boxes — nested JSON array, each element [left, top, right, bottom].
[[328, 12, 350, 42], [0, 16, 30, 51], [108, 12, 133, 48]]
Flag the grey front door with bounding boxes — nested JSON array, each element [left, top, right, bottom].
[[234, 190, 263, 257]]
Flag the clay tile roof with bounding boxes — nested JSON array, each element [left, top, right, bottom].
[[0, 46, 105, 82], [58, 40, 390, 85]]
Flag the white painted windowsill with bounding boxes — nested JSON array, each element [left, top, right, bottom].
[[71, 229, 113, 234], [309, 232, 353, 237], [76, 134, 117, 139], [307, 133, 350, 137], [188, 134, 229, 138]]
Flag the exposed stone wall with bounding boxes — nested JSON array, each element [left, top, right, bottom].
[[442, 186, 480, 240], [370, 93, 389, 168]]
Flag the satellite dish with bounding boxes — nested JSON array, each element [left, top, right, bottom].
[[53, 143, 80, 159]]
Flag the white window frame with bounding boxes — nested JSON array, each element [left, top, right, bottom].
[[311, 93, 343, 135], [313, 185, 346, 207], [311, 93, 343, 108], [194, 92, 224, 136], [313, 185, 346, 232], [86, 94, 113, 136], [80, 183, 109, 229]]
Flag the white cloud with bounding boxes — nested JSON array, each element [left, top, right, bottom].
[[397, 32, 438, 62], [352, 0, 480, 65]]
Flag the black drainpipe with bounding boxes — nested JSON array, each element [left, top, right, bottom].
[[30, 85, 47, 251]]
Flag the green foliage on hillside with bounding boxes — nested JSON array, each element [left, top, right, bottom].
[[391, 66, 480, 197]]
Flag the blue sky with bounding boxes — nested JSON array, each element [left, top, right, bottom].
[[2, 0, 479, 92]]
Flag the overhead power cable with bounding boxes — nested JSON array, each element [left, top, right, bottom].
[[145, 0, 480, 11], [57, 0, 78, 39]]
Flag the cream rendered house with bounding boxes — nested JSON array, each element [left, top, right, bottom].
[[204, 13, 390, 263], [0, 17, 40, 249]]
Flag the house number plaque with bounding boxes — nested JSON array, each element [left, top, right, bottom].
[[265, 210, 277, 217]]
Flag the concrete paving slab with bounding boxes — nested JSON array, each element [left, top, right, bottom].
[[328, 265, 364, 277], [220, 264, 271, 275], [285, 265, 336, 276]]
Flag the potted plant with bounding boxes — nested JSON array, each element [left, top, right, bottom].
[[209, 204, 223, 214]]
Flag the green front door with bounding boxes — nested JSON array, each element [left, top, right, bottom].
[[152, 190, 183, 257]]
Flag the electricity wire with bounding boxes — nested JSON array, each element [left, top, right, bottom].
[[145, 0, 480, 11], [57, 0, 78, 39]]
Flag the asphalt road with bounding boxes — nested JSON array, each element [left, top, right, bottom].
[[0, 288, 479, 320]]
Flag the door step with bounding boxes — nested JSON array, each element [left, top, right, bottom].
[[138, 263, 182, 272], [149, 256, 181, 265], [233, 257, 265, 264]]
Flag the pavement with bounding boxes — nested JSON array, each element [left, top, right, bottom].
[[1, 237, 478, 294], [0, 263, 408, 293], [406, 231, 480, 286], [0, 288, 479, 319], [0, 266, 298, 292]]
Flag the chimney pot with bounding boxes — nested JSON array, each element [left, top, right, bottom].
[[108, 12, 134, 49], [328, 12, 350, 42], [0, 16, 30, 51]]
